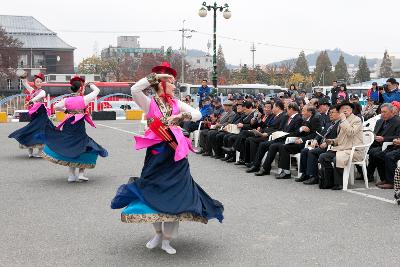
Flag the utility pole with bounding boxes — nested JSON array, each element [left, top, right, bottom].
[[250, 43, 256, 69], [179, 20, 195, 84]]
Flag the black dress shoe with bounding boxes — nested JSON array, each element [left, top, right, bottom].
[[246, 166, 260, 173], [226, 157, 236, 163], [196, 149, 204, 154], [303, 176, 319, 185], [234, 160, 246, 166], [331, 185, 343, 190], [222, 146, 234, 153], [221, 155, 231, 161], [245, 162, 253, 168], [276, 172, 291, 179], [295, 174, 309, 182], [255, 167, 270, 176]]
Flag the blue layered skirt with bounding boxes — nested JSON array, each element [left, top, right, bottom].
[[8, 105, 54, 149], [41, 117, 108, 169], [111, 142, 224, 224]]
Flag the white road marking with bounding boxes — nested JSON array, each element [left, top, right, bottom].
[[346, 189, 396, 204], [99, 122, 397, 205], [97, 123, 139, 135]]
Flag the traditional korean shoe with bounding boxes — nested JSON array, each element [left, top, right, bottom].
[[146, 234, 162, 249], [161, 240, 176, 255]]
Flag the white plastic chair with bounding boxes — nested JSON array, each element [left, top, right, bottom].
[[288, 140, 312, 178], [342, 131, 375, 190], [363, 114, 380, 132], [193, 121, 204, 147]]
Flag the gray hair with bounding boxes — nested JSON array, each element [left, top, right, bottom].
[[381, 103, 395, 111]]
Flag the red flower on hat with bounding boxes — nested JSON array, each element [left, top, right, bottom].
[[70, 75, 85, 85], [151, 62, 177, 78], [34, 73, 45, 81]]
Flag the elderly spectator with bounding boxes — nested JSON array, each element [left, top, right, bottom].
[[362, 97, 379, 121], [366, 103, 400, 183], [383, 78, 400, 103], [246, 101, 287, 173], [298, 106, 341, 184], [318, 101, 363, 190], [198, 100, 236, 157], [212, 102, 245, 162], [256, 102, 303, 176], [275, 105, 322, 179]]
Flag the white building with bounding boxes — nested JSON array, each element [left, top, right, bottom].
[[185, 55, 213, 70]]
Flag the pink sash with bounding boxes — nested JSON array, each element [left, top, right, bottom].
[[57, 113, 96, 130], [28, 102, 51, 116]]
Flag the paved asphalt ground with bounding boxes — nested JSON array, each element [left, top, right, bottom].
[[1, 120, 400, 267]]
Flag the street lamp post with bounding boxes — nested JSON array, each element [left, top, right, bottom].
[[199, 1, 231, 92]]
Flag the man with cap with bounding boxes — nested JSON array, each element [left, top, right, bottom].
[[318, 101, 363, 190], [317, 98, 330, 128]]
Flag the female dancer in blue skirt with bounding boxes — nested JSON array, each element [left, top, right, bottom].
[[111, 62, 224, 255], [9, 72, 54, 158], [41, 76, 108, 182]]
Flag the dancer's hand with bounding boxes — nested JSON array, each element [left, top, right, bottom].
[[167, 114, 182, 125]]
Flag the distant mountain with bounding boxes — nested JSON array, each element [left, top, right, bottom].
[[271, 48, 379, 68]]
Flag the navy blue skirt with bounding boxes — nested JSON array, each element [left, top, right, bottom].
[[41, 117, 108, 168], [111, 142, 224, 224], [8, 105, 54, 148]]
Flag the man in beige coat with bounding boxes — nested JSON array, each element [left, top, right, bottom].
[[318, 101, 364, 190]]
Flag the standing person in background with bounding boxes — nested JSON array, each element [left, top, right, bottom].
[[383, 78, 400, 103], [330, 81, 339, 105], [197, 79, 211, 107], [336, 84, 349, 101], [288, 84, 299, 98], [367, 82, 380, 104]]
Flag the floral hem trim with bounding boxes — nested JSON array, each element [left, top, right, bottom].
[[121, 212, 208, 224], [41, 152, 96, 169], [19, 144, 44, 149]]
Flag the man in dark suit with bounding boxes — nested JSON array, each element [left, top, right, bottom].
[[256, 102, 303, 176], [246, 101, 286, 173], [297, 106, 341, 184], [317, 98, 330, 128], [222, 101, 256, 162], [275, 105, 322, 179], [233, 101, 274, 165], [367, 103, 400, 186]]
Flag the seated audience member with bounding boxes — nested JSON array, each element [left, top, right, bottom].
[[318, 101, 363, 190], [274, 105, 322, 179], [349, 94, 363, 117], [366, 103, 400, 184], [297, 106, 341, 184], [246, 101, 286, 173], [222, 101, 256, 162], [317, 98, 330, 128], [212, 102, 244, 161], [198, 100, 236, 156], [255, 102, 303, 176], [362, 97, 379, 121]]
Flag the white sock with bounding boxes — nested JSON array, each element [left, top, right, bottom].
[[28, 148, 33, 157], [68, 167, 77, 182], [146, 233, 162, 249], [284, 169, 291, 174], [78, 168, 88, 181], [161, 239, 176, 255]]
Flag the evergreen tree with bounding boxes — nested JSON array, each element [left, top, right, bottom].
[[217, 45, 230, 81], [355, 57, 370, 83], [334, 54, 349, 82], [379, 50, 393, 78], [240, 64, 249, 83], [293, 50, 309, 77], [314, 50, 335, 86]]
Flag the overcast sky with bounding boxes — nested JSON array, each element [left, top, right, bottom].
[[2, 0, 400, 66]]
